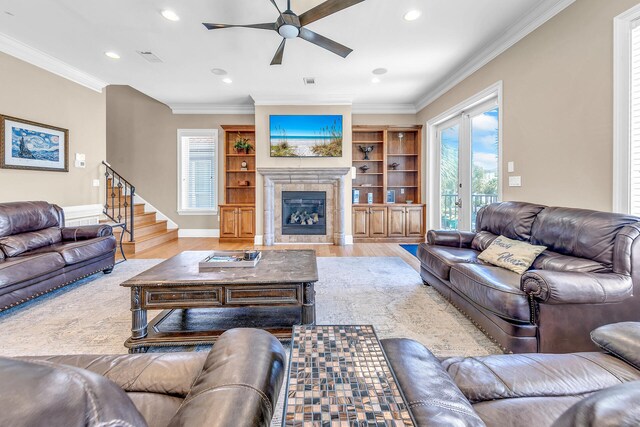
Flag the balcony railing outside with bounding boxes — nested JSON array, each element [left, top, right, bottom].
[[441, 194, 498, 230]]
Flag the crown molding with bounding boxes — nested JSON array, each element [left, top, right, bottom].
[[251, 94, 353, 106], [0, 32, 108, 93], [170, 104, 255, 114], [414, 0, 575, 112], [352, 104, 417, 115]]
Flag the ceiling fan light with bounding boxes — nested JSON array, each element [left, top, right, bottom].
[[403, 10, 422, 21], [278, 24, 299, 39]]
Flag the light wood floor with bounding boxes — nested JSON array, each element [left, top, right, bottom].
[[126, 238, 421, 271]]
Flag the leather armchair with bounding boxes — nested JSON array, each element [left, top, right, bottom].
[[3, 328, 287, 427], [381, 322, 640, 427]]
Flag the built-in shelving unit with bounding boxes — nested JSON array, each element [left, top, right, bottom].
[[220, 125, 256, 242], [351, 125, 425, 242]]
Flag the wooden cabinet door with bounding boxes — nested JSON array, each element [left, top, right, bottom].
[[238, 207, 255, 238], [220, 207, 238, 238], [387, 206, 406, 237], [406, 206, 424, 237], [369, 207, 387, 237], [352, 207, 369, 237]]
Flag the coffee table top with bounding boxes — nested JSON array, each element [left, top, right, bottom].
[[283, 325, 415, 426], [121, 250, 318, 287]]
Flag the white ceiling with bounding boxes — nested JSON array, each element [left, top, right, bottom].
[[0, 0, 566, 112]]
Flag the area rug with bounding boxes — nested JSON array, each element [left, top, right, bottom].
[[399, 243, 419, 257], [0, 256, 500, 358]]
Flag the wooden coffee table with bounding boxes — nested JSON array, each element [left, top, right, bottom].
[[120, 250, 318, 353]]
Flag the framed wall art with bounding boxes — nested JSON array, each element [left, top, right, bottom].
[[1, 115, 69, 172], [270, 115, 343, 157]]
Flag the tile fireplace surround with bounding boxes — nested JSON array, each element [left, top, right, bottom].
[[258, 168, 351, 246]]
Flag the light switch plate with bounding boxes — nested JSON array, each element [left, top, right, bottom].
[[92, 179, 100, 187], [507, 161, 514, 173], [508, 176, 522, 187]]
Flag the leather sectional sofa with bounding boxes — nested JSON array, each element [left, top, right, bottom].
[[381, 322, 640, 427], [0, 201, 116, 311], [418, 201, 640, 353], [0, 328, 287, 427]]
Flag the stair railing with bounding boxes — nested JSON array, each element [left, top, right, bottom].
[[102, 161, 135, 242]]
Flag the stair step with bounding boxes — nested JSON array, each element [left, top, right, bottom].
[[113, 220, 167, 239], [134, 212, 157, 226], [105, 203, 145, 216], [122, 229, 178, 254]]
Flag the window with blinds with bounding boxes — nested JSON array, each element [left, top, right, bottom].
[[178, 130, 217, 214], [631, 21, 640, 216]]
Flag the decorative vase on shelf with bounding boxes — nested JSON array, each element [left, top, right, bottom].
[[390, 162, 400, 170], [359, 145, 374, 160]]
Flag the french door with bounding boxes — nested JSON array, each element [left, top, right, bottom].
[[436, 99, 500, 231]]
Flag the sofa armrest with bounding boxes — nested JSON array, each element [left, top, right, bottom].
[[62, 224, 113, 241], [521, 270, 633, 304], [427, 230, 476, 248], [168, 328, 286, 427], [380, 338, 485, 427]]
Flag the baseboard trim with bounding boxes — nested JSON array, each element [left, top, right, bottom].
[[254, 235, 264, 245], [345, 235, 354, 245], [178, 229, 220, 238]]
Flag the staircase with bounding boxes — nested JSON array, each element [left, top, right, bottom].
[[103, 162, 178, 255]]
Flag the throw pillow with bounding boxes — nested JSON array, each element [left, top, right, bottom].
[[478, 235, 546, 274]]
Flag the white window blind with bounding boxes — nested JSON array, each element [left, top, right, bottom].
[[178, 130, 217, 214], [631, 22, 640, 215]]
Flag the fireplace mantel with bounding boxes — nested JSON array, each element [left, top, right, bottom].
[[258, 168, 351, 246]]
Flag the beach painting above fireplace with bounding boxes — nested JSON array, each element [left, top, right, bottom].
[[270, 115, 342, 158]]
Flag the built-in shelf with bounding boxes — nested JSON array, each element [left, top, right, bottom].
[[226, 154, 256, 157], [388, 170, 418, 172], [353, 160, 383, 162], [227, 186, 256, 189], [227, 170, 256, 173], [353, 185, 384, 188], [353, 141, 384, 144], [388, 153, 418, 156], [388, 185, 418, 188], [357, 172, 384, 175]]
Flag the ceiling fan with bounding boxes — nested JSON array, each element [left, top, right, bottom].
[[203, 0, 366, 65]]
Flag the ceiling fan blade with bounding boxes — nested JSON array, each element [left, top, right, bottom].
[[298, 28, 352, 58], [298, 0, 365, 27], [203, 22, 275, 30], [271, 38, 286, 65], [269, 0, 284, 17]]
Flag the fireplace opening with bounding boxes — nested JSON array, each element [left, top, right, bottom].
[[282, 191, 326, 235]]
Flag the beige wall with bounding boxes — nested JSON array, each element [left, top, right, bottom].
[[417, 0, 639, 211], [0, 52, 106, 207], [106, 85, 254, 229], [254, 105, 353, 238]]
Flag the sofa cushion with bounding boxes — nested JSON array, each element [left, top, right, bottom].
[[591, 322, 640, 371], [478, 235, 546, 274], [41, 236, 116, 265], [449, 263, 530, 322], [0, 201, 62, 238], [532, 250, 608, 273], [0, 253, 65, 289], [475, 201, 546, 241], [530, 207, 640, 268], [0, 357, 147, 427], [0, 227, 62, 257], [418, 243, 483, 280]]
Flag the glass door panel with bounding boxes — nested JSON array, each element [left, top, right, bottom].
[[470, 107, 499, 229], [439, 123, 460, 230]]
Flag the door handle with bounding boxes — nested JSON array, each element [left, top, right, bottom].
[[455, 198, 463, 208]]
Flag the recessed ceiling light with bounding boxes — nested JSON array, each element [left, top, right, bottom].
[[403, 10, 422, 21], [161, 10, 180, 21], [222, 78, 233, 84], [372, 68, 387, 75], [105, 51, 120, 59], [371, 77, 381, 84], [211, 68, 228, 75]]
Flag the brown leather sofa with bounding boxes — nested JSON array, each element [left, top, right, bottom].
[[0, 201, 116, 311], [381, 322, 640, 427], [0, 328, 287, 427], [418, 201, 640, 353]]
